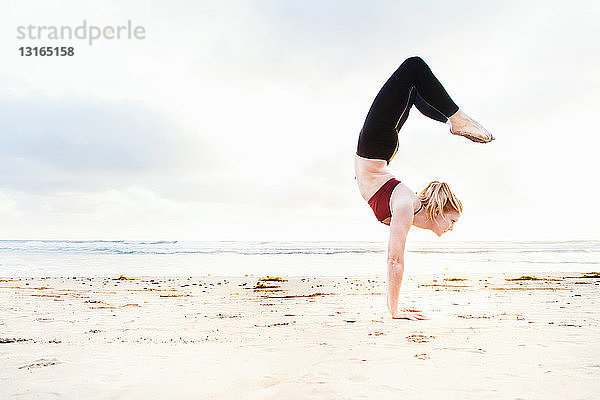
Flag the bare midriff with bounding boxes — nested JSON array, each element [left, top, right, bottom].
[[354, 154, 395, 201]]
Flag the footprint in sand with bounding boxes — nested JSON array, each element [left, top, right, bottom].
[[438, 347, 486, 354], [18, 358, 62, 370], [406, 334, 435, 343], [414, 353, 431, 360]]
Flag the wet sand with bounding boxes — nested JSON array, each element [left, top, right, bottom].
[[1, 273, 599, 399]]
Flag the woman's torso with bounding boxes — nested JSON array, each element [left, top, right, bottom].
[[354, 154, 419, 225], [354, 154, 395, 200]]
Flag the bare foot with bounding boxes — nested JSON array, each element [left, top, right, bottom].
[[448, 109, 494, 143]]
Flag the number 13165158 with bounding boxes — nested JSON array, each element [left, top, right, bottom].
[[19, 47, 74, 56]]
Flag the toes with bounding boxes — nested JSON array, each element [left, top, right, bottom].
[[466, 134, 486, 143], [452, 130, 493, 143]]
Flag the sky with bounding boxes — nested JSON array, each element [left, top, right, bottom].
[[0, 0, 599, 241]]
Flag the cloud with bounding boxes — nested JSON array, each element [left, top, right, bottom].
[[0, 92, 358, 211], [0, 95, 223, 194]]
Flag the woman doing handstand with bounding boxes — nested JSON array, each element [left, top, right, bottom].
[[354, 56, 494, 320]]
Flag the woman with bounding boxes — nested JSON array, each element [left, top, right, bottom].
[[354, 56, 494, 320]]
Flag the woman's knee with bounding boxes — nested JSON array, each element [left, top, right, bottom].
[[403, 56, 426, 68]]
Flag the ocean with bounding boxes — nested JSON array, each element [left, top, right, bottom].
[[0, 240, 598, 277]]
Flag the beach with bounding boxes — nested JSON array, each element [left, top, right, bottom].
[[1, 271, 599, 399], [3, 0, 600, 397]]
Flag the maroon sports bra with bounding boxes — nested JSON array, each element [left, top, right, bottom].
[[367, 178, 423, 223]]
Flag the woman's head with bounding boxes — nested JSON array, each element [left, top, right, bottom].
[[418, 181, 463, 236]]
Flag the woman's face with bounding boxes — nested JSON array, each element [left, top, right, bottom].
[[432, 210, 460, 237]]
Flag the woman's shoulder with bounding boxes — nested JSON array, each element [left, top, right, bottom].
[[390, 183, 419, 215]]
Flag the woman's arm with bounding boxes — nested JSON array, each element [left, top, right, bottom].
[[387, 205, 428, 320]]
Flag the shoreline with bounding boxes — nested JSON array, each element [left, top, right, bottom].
[[2, 269, 599, 279]]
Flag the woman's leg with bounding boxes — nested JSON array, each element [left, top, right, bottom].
[[413, 89, 449, 123], [357, 56, 490, 163], [384, 86, 449, 162]]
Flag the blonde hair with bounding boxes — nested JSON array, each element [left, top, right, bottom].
[[418, 181, 463, 221]]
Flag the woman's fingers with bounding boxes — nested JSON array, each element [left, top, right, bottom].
[[393, 307, 429, 320], [393, 312, 417, 320], [393, 312, 428, 320]]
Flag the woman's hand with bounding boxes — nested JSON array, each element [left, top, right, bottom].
[[392, 308, 429, 320]]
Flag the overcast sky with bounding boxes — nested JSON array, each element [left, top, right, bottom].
[[1, 0, 599, 241]]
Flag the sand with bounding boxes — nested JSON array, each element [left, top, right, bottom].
[[1, 273, 599, 399]]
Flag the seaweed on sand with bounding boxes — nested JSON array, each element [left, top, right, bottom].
[[263, 292, 332, 299], [0, 338, 31, 344], [258, 276, 288, 282], [249, 283, 281, 289], [506, 276, 541, 281], [114, 275, 136, 280], [579, 272, 600, 278]]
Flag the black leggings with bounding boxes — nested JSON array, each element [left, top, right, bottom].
[[356, 56, 460, 163]]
